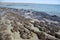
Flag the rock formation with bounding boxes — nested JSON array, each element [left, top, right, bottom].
[[0, 7, 60, 40]]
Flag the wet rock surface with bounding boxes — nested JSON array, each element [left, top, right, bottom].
[[0, 7, 60, 40]]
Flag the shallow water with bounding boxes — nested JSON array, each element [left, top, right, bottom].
[[0, 3, 60, 16]]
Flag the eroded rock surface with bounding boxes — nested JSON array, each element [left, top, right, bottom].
[[0, 8, 60, 40]]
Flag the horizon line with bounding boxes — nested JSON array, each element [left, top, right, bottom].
[[0, 2, 60, 5]]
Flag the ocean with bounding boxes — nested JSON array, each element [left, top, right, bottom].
[[0, 3, 60, 17]]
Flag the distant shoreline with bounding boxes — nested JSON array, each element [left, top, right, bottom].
[[0, 2, 60, 5]]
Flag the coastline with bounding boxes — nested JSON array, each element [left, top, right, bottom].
[[0, 7, 60, 40], [0, 3, 60, 17], [0, 2, 60, 5]]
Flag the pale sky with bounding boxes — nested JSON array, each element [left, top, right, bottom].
[[0, 0, 60, 4]]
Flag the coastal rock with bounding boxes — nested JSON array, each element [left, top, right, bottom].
[[0, 8, 60, 40]]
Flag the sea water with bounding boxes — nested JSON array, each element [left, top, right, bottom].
[[0, 3, 60, 16]]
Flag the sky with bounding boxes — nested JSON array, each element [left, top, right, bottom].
[[0, 0, 60, 4]]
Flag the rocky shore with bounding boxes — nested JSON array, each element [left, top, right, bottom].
[[0, 7, 60, 40]]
